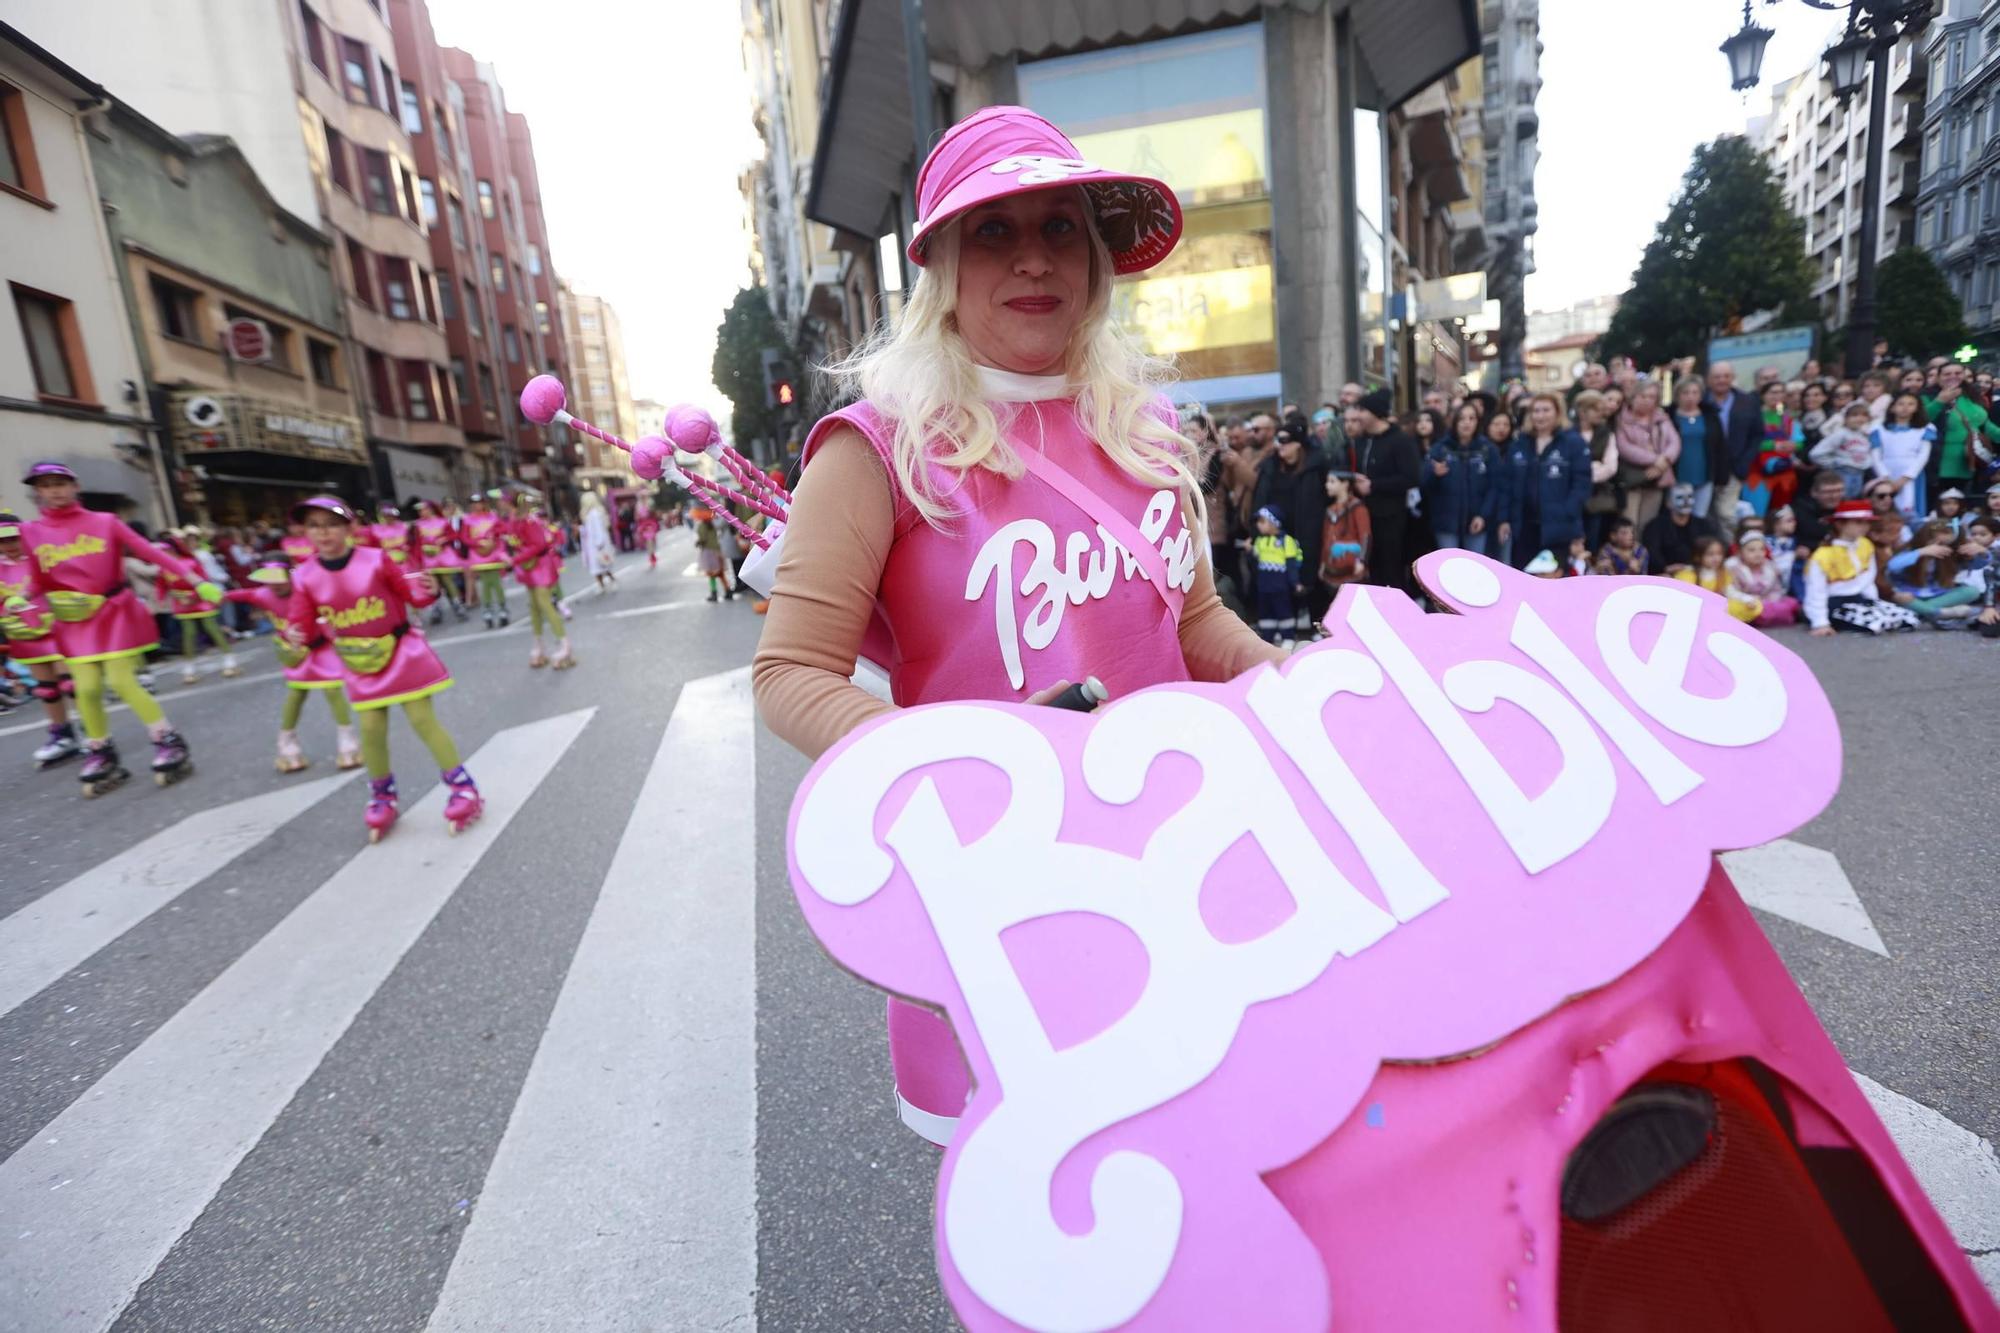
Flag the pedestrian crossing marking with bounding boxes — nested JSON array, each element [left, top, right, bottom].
[[0, 709, 595, 1332], [0, 772, 358, 1017], [430, 671, 756, 1331]]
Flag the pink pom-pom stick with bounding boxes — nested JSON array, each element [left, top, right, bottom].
[[684, 474, 771, 549], [716, 449, 791, 512], [703, 474, 788, 525]]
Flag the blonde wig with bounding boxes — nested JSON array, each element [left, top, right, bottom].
[[828, 200, 1204, 532]]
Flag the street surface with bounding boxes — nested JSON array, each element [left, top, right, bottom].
[[0, 533, 1995, 1330]]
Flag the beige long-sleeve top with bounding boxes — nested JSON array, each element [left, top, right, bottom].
[[752, 427, 1288, 760]]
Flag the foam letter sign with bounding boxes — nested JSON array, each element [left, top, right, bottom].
[[787, 552, 1843, 1332]]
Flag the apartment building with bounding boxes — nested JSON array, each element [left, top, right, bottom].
[[1916, 0, 2000, 360], [557, 281, 637, 489]]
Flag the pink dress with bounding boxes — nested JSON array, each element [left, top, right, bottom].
[[462, 513, 508, 571], [224, 586, 345, 690], [371, 521, 416, 568], [0, 551, 62, 664], [287, 546, 451, 708], [414, 515, 462, 570], [19, 505, 204, 663], [803, 389, 1201, 1131], [511, 516, 562, 588]]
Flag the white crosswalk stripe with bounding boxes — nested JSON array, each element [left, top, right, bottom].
[[430, 669, 756, 1331], [0, 772, 357, 1017], [0, 709, 593, 1332]]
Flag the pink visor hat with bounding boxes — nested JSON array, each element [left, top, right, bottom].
[[908, 105, 1183, 276]]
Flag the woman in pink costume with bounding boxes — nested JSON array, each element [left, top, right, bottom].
[[509, 493, 574, 669], [284, 495, 480, 841], [0, 508, 80, 768], [223, 560, 360, 772], [413, 499, 468, 624], [13, 462, 219, 793], [369, 504, 415, 568], [461, 493, 511, 629], [157, 529, 239, 684], [636, 507, 660, 570], [754, 106, 1281, 1144]]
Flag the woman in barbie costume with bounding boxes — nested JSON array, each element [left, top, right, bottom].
[[223, 560, 361, 772], [157, 529, 239, 684], [10, 463, 219, 793], [413, 499, 468, 624], [510, 493, 574, 670], [284, 496, 480, 841], [462, 493, 511, 628], [753, 106, 1284, 1144]]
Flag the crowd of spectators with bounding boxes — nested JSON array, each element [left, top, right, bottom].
[[1187, 352, 2000, 644]]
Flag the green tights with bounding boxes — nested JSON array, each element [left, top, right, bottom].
[[279, 686, 353, 730], [70, 655, 164, 739], [356, 695, 461, 779], [477, 569, 506, 613], [527, 585, 560, 637], [180, 616, 231, 656]]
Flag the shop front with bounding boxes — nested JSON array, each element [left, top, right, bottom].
[[166, 390, 371, 527]]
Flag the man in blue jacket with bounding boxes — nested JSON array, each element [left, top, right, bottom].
[[1704, 360, 1762, 541], [1496, 393, 1593, 570]]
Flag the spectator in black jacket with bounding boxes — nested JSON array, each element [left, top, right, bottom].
[[1253, 427, 1331, 619], [1793, 468, 1851, 551], [1642, 484, 1719, 576], [1704, 360, 1762, 541], [1351, 388, 1424, 591]]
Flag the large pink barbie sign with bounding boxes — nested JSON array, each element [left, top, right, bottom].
[[787, 551, 1850, 1331]]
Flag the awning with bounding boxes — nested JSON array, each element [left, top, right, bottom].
[[808, 0, 1479, 237], [167, 390, 367, 467]]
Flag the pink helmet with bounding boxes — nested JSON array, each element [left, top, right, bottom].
[[908, 105, 1182, 276]]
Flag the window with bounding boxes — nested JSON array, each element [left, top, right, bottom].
[[1963, 185, 1979, 235], [490, 256, 506, 292], [579, 312, 598, 331], [1, 80, 46, 201], [378, 59, 396, 115], [402, 361, 435, 419], [478, 363, 499, 416], [591, 378, 610, 399], [463, 278, 482, 334], [477, 178, 495, 218], [420, 269, 440, 325], [527, 242, 542, 276], [503, 324, 521, 363], [322, 122, 351, 193], [340, 37, 372, 104], [535, 299, 551, 335], [383, 257, 415, 319], [1919, 205, 1936, 245], [1923, 126, 1940, 173], [399, 161, 420, 225], [433, 101, 453, 162], [346, 236, 373, 307], [367, 349, 396, 415], [309, 338, 339, 388], [438, 281, 456, 322], [13, 286, 90, 402], [513, 263, 526, 297], [446, 195, 466, 247], [149, 274, 201, 342], [360, 148, 394, 215], [418, 176, 438, 226], [507, 188, 521, 231], [450, 355, 469, 404], [299, 3, 329, 78], [400, 81, 423, 135]]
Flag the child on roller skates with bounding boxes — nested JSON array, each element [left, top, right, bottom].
[[509, 494, 574, 670], [13, 463, 217, 793], [224, 561, 361, 772], [413, 499, 468, 625], [462, 493, 511, 628], [283, 496, 480, 841], [158, 530, 239, 683], [0, 508, 80, 767]]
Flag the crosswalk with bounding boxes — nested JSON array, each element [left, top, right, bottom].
[[0, 666, 1995, 1330]]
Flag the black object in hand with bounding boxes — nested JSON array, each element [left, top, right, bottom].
[[1045, 677, 1108, 713]]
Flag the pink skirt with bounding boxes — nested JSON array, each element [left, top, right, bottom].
[[279, 638, 348, 690], [48, 587, 158, 663], [5, 632, 62, 665], [334, 629, 453, 709]]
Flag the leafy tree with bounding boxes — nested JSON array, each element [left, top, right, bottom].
[[1873, 247, 1968, 362], [1601, 137, 1816, 369], [711, 287, 788, 452]]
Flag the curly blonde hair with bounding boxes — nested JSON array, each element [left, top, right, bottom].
[[827, 195, 1203, 531]]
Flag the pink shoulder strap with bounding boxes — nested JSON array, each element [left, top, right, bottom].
[[1014, 443, 1185, 624]]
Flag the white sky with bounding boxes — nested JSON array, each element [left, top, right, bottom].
[[1526, 0, 1846, 313], [426, 0, 761, 424]]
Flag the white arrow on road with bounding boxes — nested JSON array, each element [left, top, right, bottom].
[[1854, 1072, 2000, 1298], [1721, 838, 1889, 957]]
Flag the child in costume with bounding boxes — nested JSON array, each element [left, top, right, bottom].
[[1886, 519, 1985, 623], [510, 494, 574, 670], [281, 521, 316, 567], [224, 560, 360, 771], [1808, 400, 1874, 497], [1725, 531, 1799, 628], [370, 505, 415, 567], [1805, 498, 1922, 635], [11, 462, 218, 793], [158, 529, 239, 684], [1318, 471, 1371, 595], [413, 499, 468, 625], [1745, 379, 1802, 517], [1869, 391, 1935, 520], [1928, 487, 1969, 539], [637, 507, 660, 570], [693, 509, 733, 601], [1248, 506, 1305, 644], [1595, 515, 1649, 575], [461, 493, 511, 628], [1674, 536, 1760, 621], [283, 495, 479, 841], [0, 508, 80, 767]]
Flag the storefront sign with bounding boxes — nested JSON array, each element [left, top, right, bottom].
[[1111, 265, 1274, 357], [168, 390, 366, 465], [225, 318, 271, 364], [380, 444, 453, 502], [1412, 273, 1488, 322], [1707, 325, 1817, 381]]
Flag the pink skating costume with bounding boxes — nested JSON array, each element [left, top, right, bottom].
[[159, 567, 221, 621], [414, 514, 462, 571], [802, 374, 1200, 1137], [19, 505, 205, 663], [282, 534, 316, 567], [462, 513, 507, 571], [287, 546, 451, 709], [511, 514, 562, 588], [224, 586, 345, 690], [0, 550, 63, 665], [370, 521, 416, 568]]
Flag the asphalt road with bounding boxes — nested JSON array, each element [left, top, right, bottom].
[[0, 536, 1993, 1330]]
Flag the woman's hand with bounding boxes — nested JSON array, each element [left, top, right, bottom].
[[1024, 680, 1078, 707], [1496, 522, 1511, 546], [1432, 459, 1450, 477], [1468, 516, 1485, 535], [411, 570, 438, 599], [1354, 474, 1373, 497]]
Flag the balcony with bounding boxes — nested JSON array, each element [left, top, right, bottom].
[[1896, 48, 1928, 97], [1891, 159, 1920, 204]]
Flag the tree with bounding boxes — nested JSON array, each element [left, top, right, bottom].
[[711, 287, 788, 452], [1601, 137, 1817, 370], [1873, 247, 1968, 362]]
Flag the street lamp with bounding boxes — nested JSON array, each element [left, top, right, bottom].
[[1722, 1, 1937, 377]]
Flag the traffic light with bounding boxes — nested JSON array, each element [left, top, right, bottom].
[[760, 347, 797, 410]]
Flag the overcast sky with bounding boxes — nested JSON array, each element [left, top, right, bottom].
[[427, 0, 760, 423], [1526, 0, 1846, 313], [422, 1, 1851, 408]]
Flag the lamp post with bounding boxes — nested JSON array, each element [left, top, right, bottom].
[[1722, 1, 1937, 376]]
